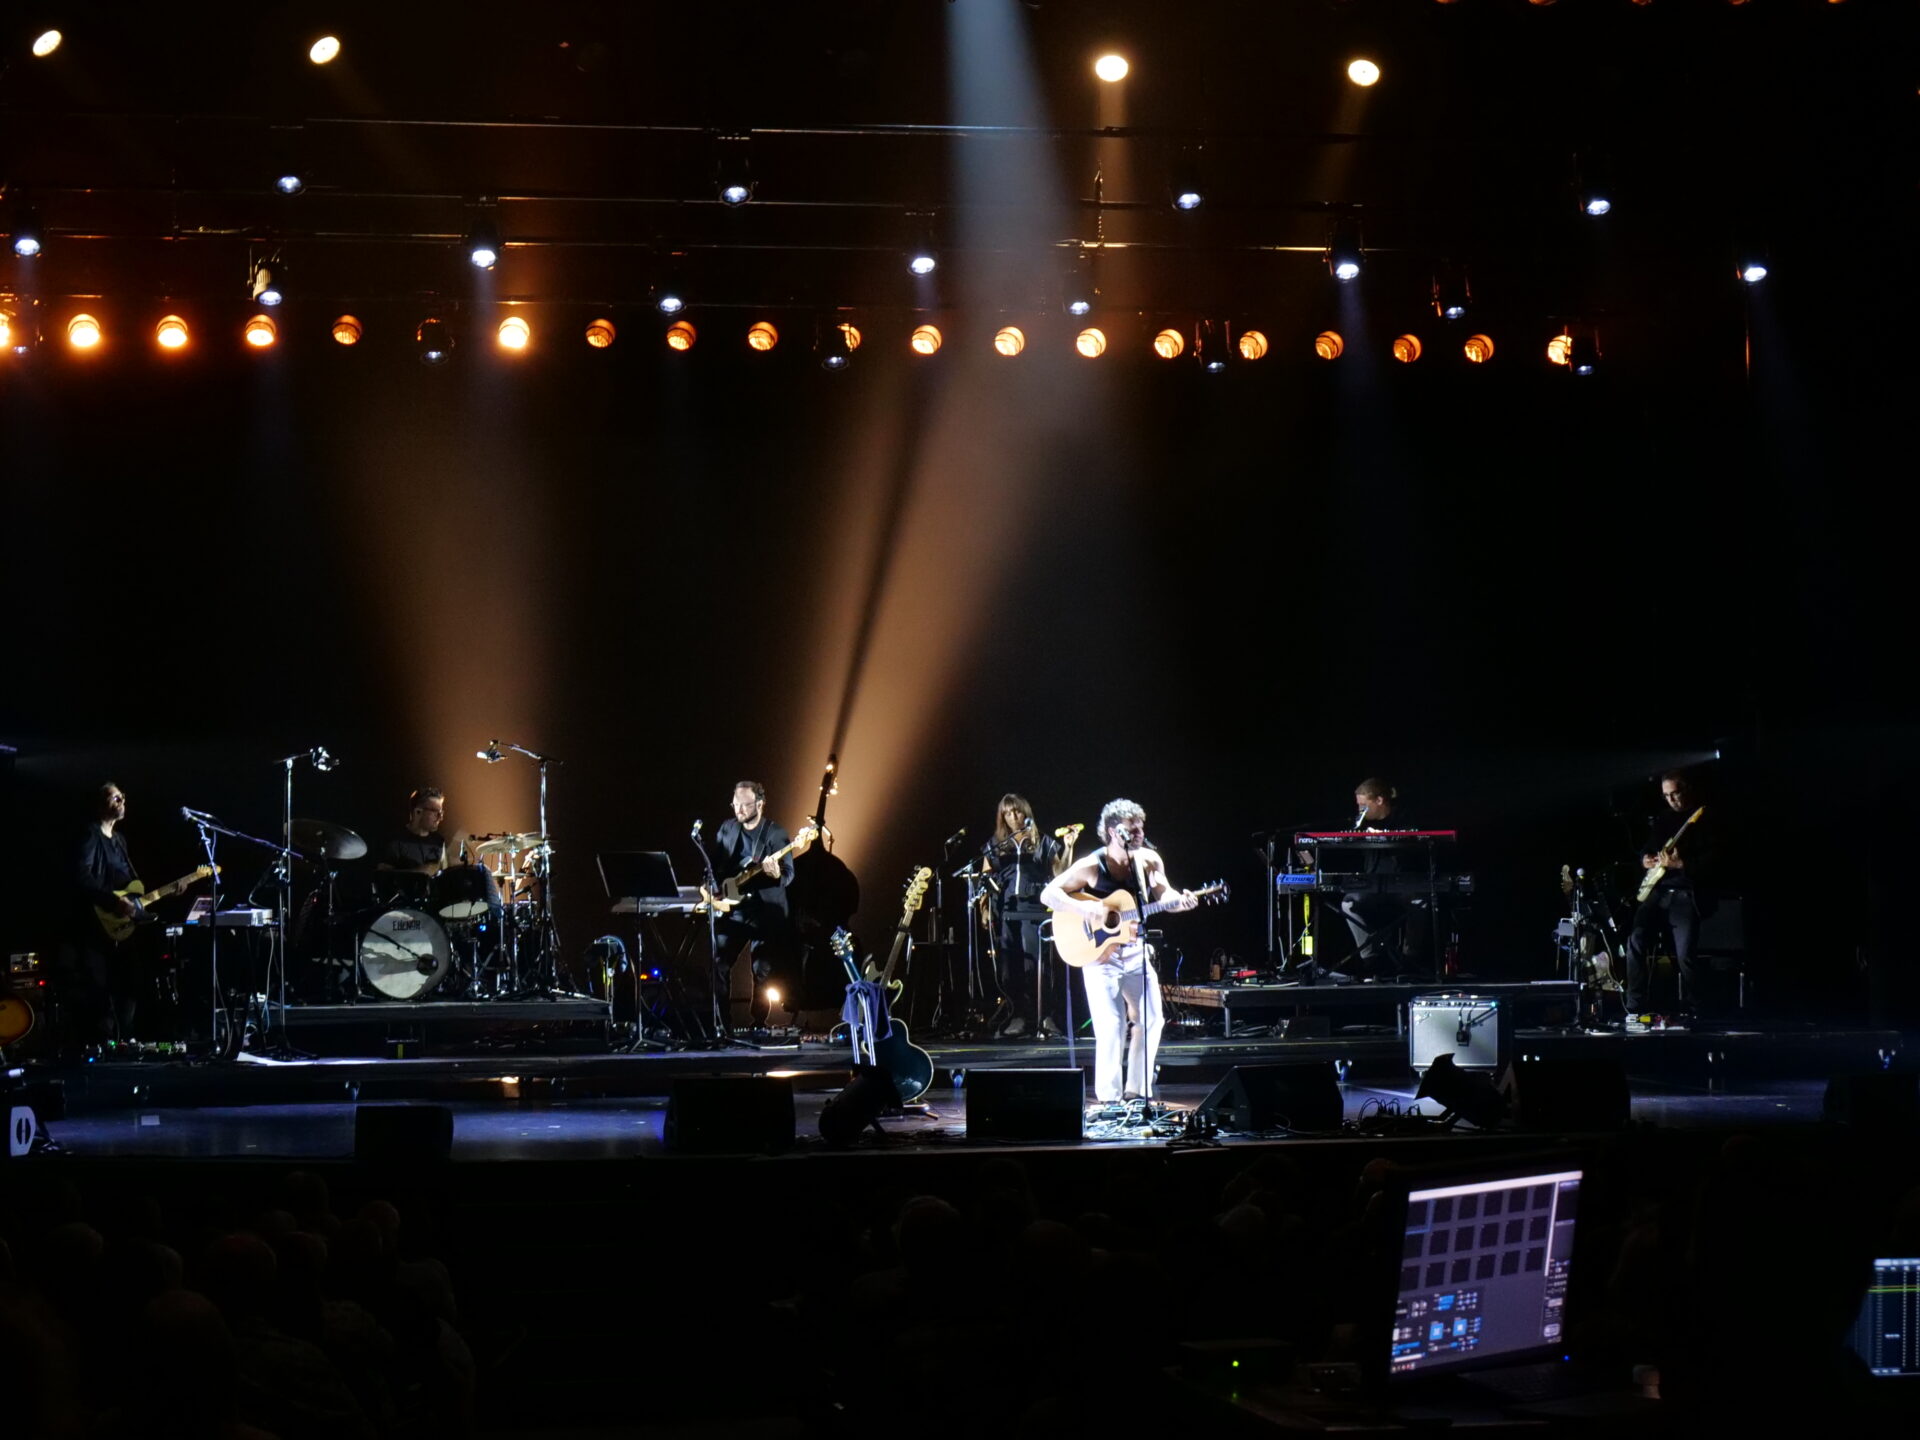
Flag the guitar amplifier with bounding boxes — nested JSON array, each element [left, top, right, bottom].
[[1409, 992, 1512, 1074]]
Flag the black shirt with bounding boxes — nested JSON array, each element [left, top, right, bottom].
[[708, 817, 793, 912], [75, 825, 136, 937], [1642, 804, 1717, 894], [983, 832, 1062, 910], [379, 831, 445, 872]]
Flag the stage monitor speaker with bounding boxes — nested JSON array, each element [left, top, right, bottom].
[[666, 1076, 795, 1154], [354, 1103, 453, 1164], [1823, 1072, 1919, 1131], [965, 1068, 1084, 1142], [1195, 1062, 1343, 1133], [1498, 1057, 1630, 1132]]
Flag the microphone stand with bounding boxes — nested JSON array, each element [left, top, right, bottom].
[[270, 749, 331, 1056], [688, 824, 728, 1045], [184, 812, 294, 1059], [486, 741, 565, 997]]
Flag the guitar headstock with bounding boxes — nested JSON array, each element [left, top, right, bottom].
[[792, 824, 821, 856], [1196, 879, 1230, 906], [829, 926, 854, 962], [1560, 864, 1574, 896], [900, 866, 933, 919]]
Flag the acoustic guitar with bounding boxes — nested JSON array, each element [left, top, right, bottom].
[[702, 824, 818, 914], [1052, 880, 1230, 968], [0, 994, 34, 1047], [1636, 807, 1705, 902], [95, 865, 220, 944]]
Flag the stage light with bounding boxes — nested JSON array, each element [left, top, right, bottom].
[[1062, 251, 1096, 316], [1237, 330, 1268, 361], [1094, 53, 1129, 83], [244, 314, 277, 349], [1547, 332, 1572, 366], [1569, 333, 1599, 376], [416, 318, 453, 365], [654, 287, 686, 315], [765, 986, 782, 1006], [496, 315, 530, 350], [993, 325, 1025, 357], [910, 323, 942, 355], [747, 321, 779, 351], [817, 323, 854, 370], [468, 213, 501, 270], [10, 206, 43, 258], [666, 320, 697, 351], [32, 30, 62, 58], [906, 213, 939, 276], [1327, 219, 1363, 282], [1464, 333, 1495, 364], [331, 314, 363, 346], [1152, 328, 1185, 359], [1169, 145, 1205, 212], [1740, 261, 1769, 284], [275, 172, 304, 196], [309, 36, 340, 65], [1576, 152, 1614, 217], [1203, 356, 1227, 375], [1314, 330, 1343, 361], [1433, 269, 1471, 321], [1414, 1054, 1509, 1131], [1392, 334, 1422, 363], [1348, 59, 1380, 87], [67, 313, 102, 350], [155, 315, 189, 350], [1583, 196, 1611, 217], [585, 317, 616, 348], [1075, 327, 1107, 358], [714, 134, 754, 205], [0, 310, 12, 349], [251, 260, 283, 307], [908, 249, 937, 276]]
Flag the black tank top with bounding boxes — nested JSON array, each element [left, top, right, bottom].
[[1088, 854, 1139, 901]]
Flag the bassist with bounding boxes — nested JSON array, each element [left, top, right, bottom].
[[703, 780, 797, 1003], [1040, 799, 1196, 1104], [1623, 770, 1719, 1030], [62, 782, 143, 1049]]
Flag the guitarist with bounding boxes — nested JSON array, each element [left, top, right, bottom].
[[1623, 770, 1719, 1030], [61, 782, 144, 1048], [703, 780, 797, 1003], [1040, 799, 1196, 1104]]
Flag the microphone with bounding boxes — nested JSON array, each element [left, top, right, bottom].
[[944, 827, 967, 848], [310, 746, 338, 772], [691, 818, 704, 841], [1355, 808, 1369, 830], [181, 806, 217, 823], [477, 741, 504, 764]]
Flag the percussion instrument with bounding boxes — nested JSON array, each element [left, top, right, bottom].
[[432, 864, 497, 921], [358, 908, 451, 1000]]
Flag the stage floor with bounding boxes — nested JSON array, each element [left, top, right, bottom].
[[41, 1074, 1837, 1161]]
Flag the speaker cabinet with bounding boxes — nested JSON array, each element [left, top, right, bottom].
[[965, 1068, 1084, 1142], [1195, 1062, 1343, 1133], [666, 1076, 795, 1154], [1823, 1072, 1919, 1131], [354, 1103, 454, 1164], [1499, 1057, 1630, 1132]]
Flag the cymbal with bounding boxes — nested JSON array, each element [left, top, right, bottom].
[[291, 818, 368, 861], [471, 830, 545, 858]]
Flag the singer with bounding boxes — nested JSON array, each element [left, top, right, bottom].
[[980, 793, 1075, 1038], [1040, 799, 1196, 1104]]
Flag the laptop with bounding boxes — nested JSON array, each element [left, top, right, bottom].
[[1371, 1153, 1625, 1410], [596, 850, 695, 904], [1851, 1256, 1920, 1380]]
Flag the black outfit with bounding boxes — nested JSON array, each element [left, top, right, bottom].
[[1333, 813, 1416, 977], [983, 831, 1063, 1031], [378, 831, 445, 872], [705, 816, 794, 980], [375, 831, 504, 984], [61, 825, 141, 1045], [1624, 804, 1719, 1016]]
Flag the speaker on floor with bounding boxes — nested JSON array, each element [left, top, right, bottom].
[[965, 1068, 1084, 1142], [354, 1103, 453, 1164], [1195, 1062, 1343, 1133], [1823, 1071, 1919, 1130], [666, 1075, 795, 1154], [1498, 1057, 1630, 1132]]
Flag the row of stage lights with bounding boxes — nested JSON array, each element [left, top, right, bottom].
[[0, 306, 1619, 374]]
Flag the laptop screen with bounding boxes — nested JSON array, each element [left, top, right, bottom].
[[1851, 1257, 1920, 1376], [1391, 1166, 1582, 1377]]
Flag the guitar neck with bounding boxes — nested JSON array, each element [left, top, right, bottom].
[[877, 929, 911, 987]]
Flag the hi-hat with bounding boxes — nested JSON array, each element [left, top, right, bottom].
[[291, 818, 368, 861], [472, 831, 544, 858]]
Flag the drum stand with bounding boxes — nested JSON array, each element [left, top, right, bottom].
[[486, 741, 571, 998]]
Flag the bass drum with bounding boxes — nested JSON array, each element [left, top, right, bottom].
[[359, 908, 451, 1000]]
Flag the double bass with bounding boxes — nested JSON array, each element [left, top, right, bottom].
[[785, 754, 861, 1009]]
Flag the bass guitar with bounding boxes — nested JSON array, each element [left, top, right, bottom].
[[702, 824, 819, 914], [1052, 880, 1230, 968], [1636, 807, 1704, 902], [96, 865, 220, 944], [862, 866, 932, 999], [831, 868, 935, 1103]]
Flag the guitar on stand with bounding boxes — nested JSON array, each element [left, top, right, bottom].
[[832, 867, 935, 1104], [1052, 881, 1231, 968]]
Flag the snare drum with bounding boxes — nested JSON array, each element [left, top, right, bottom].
[[358, 908, 451, 1000], [432, 864, 497, 921]]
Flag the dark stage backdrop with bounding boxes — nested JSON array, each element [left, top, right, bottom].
[[3, 294, 1914, 1019]]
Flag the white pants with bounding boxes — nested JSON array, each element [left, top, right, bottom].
[[1081, 951, 1163, 1102]]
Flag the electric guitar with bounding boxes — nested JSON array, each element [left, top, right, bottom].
[[1052, 880, 1230, 968], [1636, 807, 1704, 902], [96, 865, 220, 944], [862, 866, 933, 998], [701, 825, 818, 914], [832, 918, 934, 1105]]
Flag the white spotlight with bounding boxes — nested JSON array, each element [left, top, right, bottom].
[[1094, 54, 1129, 83], [1740, 262, 1769, 285]]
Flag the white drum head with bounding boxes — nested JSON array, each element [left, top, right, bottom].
[[359, 907, 451, 1000]]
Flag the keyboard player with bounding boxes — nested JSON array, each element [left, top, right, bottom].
[[1333, 777, 1416, 978]]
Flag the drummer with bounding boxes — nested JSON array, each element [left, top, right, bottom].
[[376, 787, 503, 963]]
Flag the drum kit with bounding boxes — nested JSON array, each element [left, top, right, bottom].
[[293, 821, 556, 1002]]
